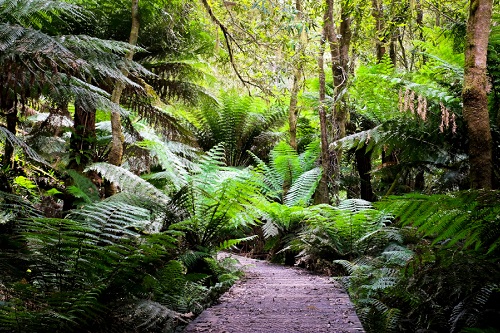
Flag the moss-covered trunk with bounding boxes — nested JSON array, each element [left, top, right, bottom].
[[462, 0, 493, 189], [106, 0, 140, 196], [2, 98, 16, 168], [314, 1, 331, 204], [69, 101, 96, 172]]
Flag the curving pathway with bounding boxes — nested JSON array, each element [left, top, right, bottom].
[[182, 255, 365, 333]]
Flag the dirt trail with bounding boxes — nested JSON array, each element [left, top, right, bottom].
[[182, 255, 365, 333]]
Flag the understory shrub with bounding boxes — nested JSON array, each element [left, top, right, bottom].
[[333, 191, 500, 333]]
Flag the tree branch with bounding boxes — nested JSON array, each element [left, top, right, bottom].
[[199, 0, 264, 92]]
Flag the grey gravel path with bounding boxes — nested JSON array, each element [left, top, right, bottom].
[[182, 255, 365, 333]]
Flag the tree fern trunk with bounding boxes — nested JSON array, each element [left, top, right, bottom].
[[289, 0, 305, 152], [2, 98, 16, 168], [372, 0, 386, 62], [355, 146, 375, 201], [462, 0, 493, 189], [107, 0, 140, 196], [69, 100, 96, 172]]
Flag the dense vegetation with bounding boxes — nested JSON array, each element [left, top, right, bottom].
[[1, 0, 499, 332]]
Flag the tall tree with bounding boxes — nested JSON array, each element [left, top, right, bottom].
[[372, 0, 386, 62], [315, 0, 334, 204], [288, 0, 305, 151], [109, 0, 140, 166], [462, 0, 493, 189]]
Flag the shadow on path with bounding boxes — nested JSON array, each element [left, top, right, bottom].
[[183, 255, 365, 333]]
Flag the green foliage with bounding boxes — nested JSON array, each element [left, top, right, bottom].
[[137, 132, 199, 193], [0, 127, 49, 166], [292, 199, 391, 261], [252, 140, 321, 206], [349, 55, 398, 123], [169, 145, 261, 249], [86, 162, 171, 206], [0, 185, 243, 332], [377, 191, 500, 254], [66, 169, 100, 205], [191, 91, 286, 166], [338, 191, 500, 333]]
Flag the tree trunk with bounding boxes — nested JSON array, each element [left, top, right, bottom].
[[372, 0, 386, 62], [333, 3, 351, 142], [355, 146, 375, 201], [69, 100, 96, 172], [462, 0, 493, 189], [389, 34, 397, 66], [288, 0, 304, 151], [2, 98, 16, 168], [106, 0, 140, 196], [314, 4, 330, 204], [288, 71, 301, 151]]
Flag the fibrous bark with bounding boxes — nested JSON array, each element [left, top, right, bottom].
[[69, 101, 96, 172], [372, 0, 386, 62], [2, 98, 16, 168], [106, 0, 140, 196], [288, 72, 301, 151], [355, 146, 375, 201], [462, 0, 493, 189]]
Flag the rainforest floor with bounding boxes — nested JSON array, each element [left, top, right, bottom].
[[182, 255, 365, 333]]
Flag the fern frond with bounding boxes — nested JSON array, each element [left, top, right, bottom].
[[338, 198, 374, 212], [131, 300, 184, 331], [377, 192, 500, 254], [86, 162, 170, 206], [450, 284, 499, 333], [284, 167, 321, 207], [137, 136, 200, 191], [262, 218, 280, 238], [217, 235, 258, 251], [66, 169, 100, 204], [0, 190, 41, 218], [299, 139, 321, 171], [0, 0, 83, 28], [271, 141, 302, 183], [0, 126, 49, 165], [68, 201, 150, 241], [333, 125, 382, 153]]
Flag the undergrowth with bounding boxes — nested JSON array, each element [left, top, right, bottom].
[[330, 191, 500, 333]]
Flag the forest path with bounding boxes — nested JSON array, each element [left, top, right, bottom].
[[182, 255, 365, 333]]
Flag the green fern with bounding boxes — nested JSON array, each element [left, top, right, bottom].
[[450, 284, 499, 333], [376, 191, 500, 254], [66, 169, 100, 204], [86, 162, 171, 206], [192, 91, 286, 166], [0, 126, 49, 166], [284, 167, 322, 207], [251, 140, 322, 206]]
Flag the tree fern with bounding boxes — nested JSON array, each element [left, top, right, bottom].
[[138, 136, 199, 192], [0, 0, 83, 28], [284, 167, 322, 207], [86, 162, 170, 206], [251, 140, 322, 206], [192, 91, 286, 166], [0, 126, 49, 166], [376, 191, 500, 254], [66, 169, 100, 205]]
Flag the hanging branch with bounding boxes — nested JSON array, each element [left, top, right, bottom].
[[200, 0, 264, 91]]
